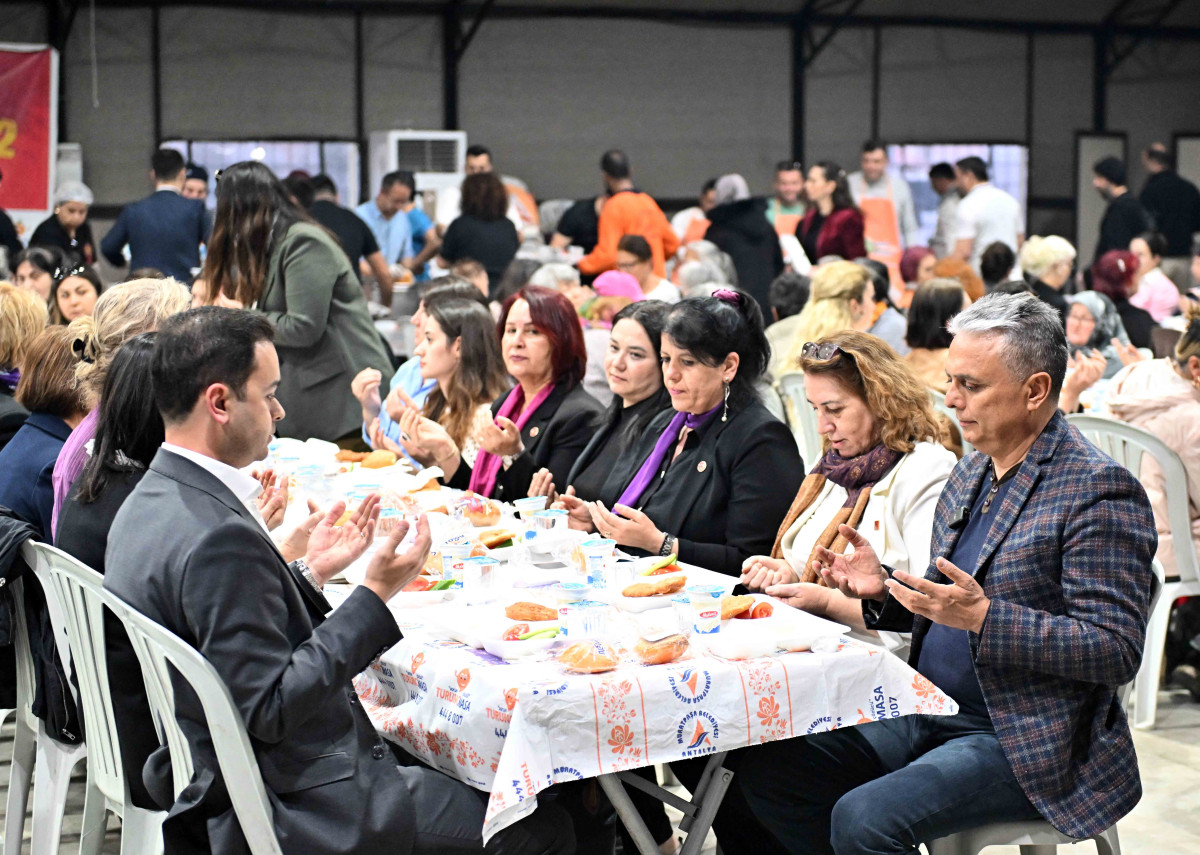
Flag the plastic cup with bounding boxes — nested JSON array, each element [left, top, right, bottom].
[[580, 538, 615, 588], [687, 585, 723, 635], [461, 556, 499, 602], [672, 595, 693, 637], [566, 600, 611, 638], [441, 544, 472, 588]]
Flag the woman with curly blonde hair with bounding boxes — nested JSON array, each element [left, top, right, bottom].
[[782, 260, 874, 369], [50, 276, 191, 535], [741, 330, 957, 646], [0, 282, 51, 450]]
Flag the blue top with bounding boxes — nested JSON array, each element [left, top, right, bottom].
[[0, 411, 72, 539], [356, 200, 414, 266], [361, 357, 438, 460], [915, 466, 1018, 719], [100, 188, 209, 283], [406, 206, 434, 281]]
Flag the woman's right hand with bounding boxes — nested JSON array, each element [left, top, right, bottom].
[[528, 468, 559, 503], [351, 368, 383, 420], [553, 487, 595, 532], [740, 555, 797, 591], [397, 406, 459, 467], [1059, 349, 1107, 412], [763, 581, 833, 617]]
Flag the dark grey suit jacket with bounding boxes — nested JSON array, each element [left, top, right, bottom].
[[105, 449, 413, 855], [259, 223, 393, 441]]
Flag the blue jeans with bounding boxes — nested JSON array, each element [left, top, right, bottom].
[[738, 712, 1041, 855]]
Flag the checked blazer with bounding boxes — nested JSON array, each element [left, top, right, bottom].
[[867, 411, 1157, 839]]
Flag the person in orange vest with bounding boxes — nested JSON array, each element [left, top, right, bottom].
[[577, 150, 680, 278], [765, 160, 806, 237], [848, 141, 919, 292]]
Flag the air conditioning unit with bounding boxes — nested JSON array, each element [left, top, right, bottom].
[[368, 130, 467, 197]]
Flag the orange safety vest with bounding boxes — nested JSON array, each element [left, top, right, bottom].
[[859, 177, 904, 297]]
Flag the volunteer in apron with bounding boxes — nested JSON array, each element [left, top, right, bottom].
[[848, 143, 920, 307]]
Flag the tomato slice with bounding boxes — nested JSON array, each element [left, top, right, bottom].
[[648, 564, 680, 576], [403, 577, 435, 592], [503, 623, 530, 641], [750, 602, 774, 619]]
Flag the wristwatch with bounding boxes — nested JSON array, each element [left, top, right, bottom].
[[659, 533, 676, 557], [293, 558, 323, 593]]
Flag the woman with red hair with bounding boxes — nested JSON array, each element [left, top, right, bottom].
[[401, 285, 604, 500], [1092, 249, 1156, 350]]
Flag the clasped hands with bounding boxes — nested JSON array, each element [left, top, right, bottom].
[[534, 469, 665, 552], [806, 523, 991, 633]]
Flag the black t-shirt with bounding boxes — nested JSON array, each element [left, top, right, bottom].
[[310, 199, 380, 279], [440, 214, 519, 292], [1095, 193, 1151, 261], [556, 198, 601, 254], [1141, 171, 1200, 257]]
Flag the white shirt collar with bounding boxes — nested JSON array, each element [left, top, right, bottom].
[[156, 183, 181, 194], [161, 442, 268, 530]]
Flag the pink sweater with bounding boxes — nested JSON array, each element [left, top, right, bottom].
[[50, 407, 99, 537]]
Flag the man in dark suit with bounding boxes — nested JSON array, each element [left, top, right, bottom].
[[105, 307, 574, 855], [100, 148, 209, 283], [741, 293, 1158, 854]]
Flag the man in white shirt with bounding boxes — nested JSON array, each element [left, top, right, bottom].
[[953, 156, 1024, 274], [928, 162, 960, 258], [848, 141, 920, 250]]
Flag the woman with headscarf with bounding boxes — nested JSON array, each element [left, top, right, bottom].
[[703, 174, 784, 316], [30, 182, 97, 265], [1065, 289, 1130, 381]]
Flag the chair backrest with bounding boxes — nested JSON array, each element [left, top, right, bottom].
[[1067, 414, 1199, 586], [777, 371, 821, 466], [9, 576, 39, 732], [115, 584, 285, 855], [1118, 559, 1165, 710], [928, 389, 974, 456], [22, 542, 127, 805]]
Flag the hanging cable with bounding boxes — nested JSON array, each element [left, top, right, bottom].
[[90, 0, 100, 108]]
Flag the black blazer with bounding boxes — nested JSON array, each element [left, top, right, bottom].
[[564, 394, 671, 493], [600, 399, 804, 575], [447, 381, 604, 501], [0, 388, 28, 453], [105, 449, 413, 855]]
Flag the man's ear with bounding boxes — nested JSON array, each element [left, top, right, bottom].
[[1025, 371, 1052, 412], [205, 383, 233, 425]]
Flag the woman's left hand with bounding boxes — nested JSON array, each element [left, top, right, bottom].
[[587, 501, 664, 552], [479, 416, 524, 458], [1111, 337, 1147, 367]]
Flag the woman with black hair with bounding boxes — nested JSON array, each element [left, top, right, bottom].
[[563, 290, 804, 575], [796, 162, 865, 262], [49, 263, 103, 324], [529, 300, 673, 502], [202, 161, 392, 444], [904, 278, 969, 393]]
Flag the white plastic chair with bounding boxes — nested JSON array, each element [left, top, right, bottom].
[[23, 542, 166, 855], [777, 371, 821, 467], [3, 573, 89, 855], [928, 390, 973, 457], [927, 571, 1162, 855], [112, 578, 285, 855], [1068, 413, 1200, 729]]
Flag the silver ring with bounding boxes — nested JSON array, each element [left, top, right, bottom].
[[401, 432, 411, 442]]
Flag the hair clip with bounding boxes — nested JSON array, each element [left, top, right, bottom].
[[1117, 258, 1126, 273], [712, 288, 741, 307], [71, 337, 95, 364], [54, 265, 87, 282]]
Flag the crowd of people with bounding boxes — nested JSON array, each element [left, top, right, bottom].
[[0, 135, 1199, 855]]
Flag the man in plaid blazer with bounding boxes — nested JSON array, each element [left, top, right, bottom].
[[741, 293, 1157, 855]]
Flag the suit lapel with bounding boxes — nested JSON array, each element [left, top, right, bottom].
[[650, 410, 734, 531]]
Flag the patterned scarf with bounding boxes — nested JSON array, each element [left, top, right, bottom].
[[467, 383, 556, 498]]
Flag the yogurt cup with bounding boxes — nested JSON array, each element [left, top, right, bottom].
[[580, 538, 615, 588], [440, 544, 473, 588], [565, 600, 611, 638], [687, 585, 723, 635]]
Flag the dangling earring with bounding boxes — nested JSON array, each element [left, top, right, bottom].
[[721, 381, 730, 422]]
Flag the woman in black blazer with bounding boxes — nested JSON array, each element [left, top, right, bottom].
[[402, 285, 604, 501], [561, 290, 805, 576]]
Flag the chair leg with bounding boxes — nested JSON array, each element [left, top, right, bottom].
[[120, 806, 166, 855], [29, 727, 87, 855], [1093, 827, 1121, 855], [1017, 846, 1058, 855], [4, 716, 37, 855], [77, 782, 109, 855], [1132, 583, 1175, 729]]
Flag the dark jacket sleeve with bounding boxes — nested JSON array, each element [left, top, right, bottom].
[[100, 210, 130, 267], [0, 210, 21, 260], [499, 396, 600, 499], [676, 417, 804, 575]]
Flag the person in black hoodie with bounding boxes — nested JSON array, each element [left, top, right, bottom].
[[703, 174, 784, 316]]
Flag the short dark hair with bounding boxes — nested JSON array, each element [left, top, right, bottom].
[[152, 148, 186, 181], [310, 174, 337, 195], [979, 241, 1016, 286], [928, 162, 955, 182], [76, 332, 163, 504], [499, 286, 588, 387], [185, 162, 208, 183], [380, 170, 408, 192], [1144, 147, 1173, 169], [617, 234, 652, 263], [955, 156, 988, 181], [861, 139, 888, 154], [153, 307, 275, 424], [15, 327, 88, 418], [701, 177, 718, 194], [774, 160, 803, 174], [494, 258, 543, 304], [1134, 230, 1168, 259], [906, 279, 966, 350], [600, 149, 630, 180], [422, 276, 489, 310], [460, 172, 508, 222], [855, 258, 890, 304], [465, 144, 492, 160], [768, 271, 810, 320], [281, 173, 314, 210], [392, 170, 416, 196], [663, 292, 769, 407], [992, 279, 1034, 296], [125, 267, 165, 281]]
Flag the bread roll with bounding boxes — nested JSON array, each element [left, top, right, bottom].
[[558, 641, 619, 673], [361, 450, 398, 469], [505, 602, 558, 622], [635, 634, 689, 665]]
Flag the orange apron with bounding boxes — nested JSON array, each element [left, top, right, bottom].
[[767, 199, 803, 238], [683, 216, 710, 244], [859, 178, 905, 300]]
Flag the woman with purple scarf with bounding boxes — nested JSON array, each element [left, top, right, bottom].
[[561, 289, 804, 575], [740, 330, 956, 644]]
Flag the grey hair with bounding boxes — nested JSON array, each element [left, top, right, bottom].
[[947, 292, 1067, 395], [528, 263, 579, 289], [676, 260, 727, 297]]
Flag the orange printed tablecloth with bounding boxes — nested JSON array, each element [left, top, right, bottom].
[[355, 632, 957, 843]]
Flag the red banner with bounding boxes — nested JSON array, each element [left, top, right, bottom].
[[0, 46, 54, 213]]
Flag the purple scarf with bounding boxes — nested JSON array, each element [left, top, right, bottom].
[[812, 444, 903, 508], [616, 403, 721, 508], [0, 368, 19, 393], [468, 383, 556, 498]]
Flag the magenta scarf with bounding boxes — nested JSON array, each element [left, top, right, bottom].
[[616, 403, 721, 508], [812, 444, 902, 508], [468, 383, 556, 498]]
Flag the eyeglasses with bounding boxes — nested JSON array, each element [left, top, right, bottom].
[[1066, 311, 1096, 325], [801, 342, 844, 362]]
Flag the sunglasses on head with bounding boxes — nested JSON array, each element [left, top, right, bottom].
[[801, 342, 844, 362]]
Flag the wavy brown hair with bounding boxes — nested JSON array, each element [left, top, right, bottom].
[[800, 330, 940, 454], [422, 299, 510, 447]]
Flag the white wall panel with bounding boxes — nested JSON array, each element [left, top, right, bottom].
[[1029, 34, 1092, 200], [64, 9, 155, 205], [879, 28, 1025, 143], [803, 27, 874, 168], [458, 19, 791, 200], [362, 15, 443, 140], [160, 7, 356, 139], [0, 4, 47, 43]]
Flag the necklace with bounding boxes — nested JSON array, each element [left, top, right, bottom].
[[981, 461, 1018, 515]]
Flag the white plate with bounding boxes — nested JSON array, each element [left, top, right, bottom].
[[387, 589, 452, 609], [481, 629, 560, 660]]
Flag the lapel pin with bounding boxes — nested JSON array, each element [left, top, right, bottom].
[[697, 460, 707, 473], [529, 426, 540, 437]]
